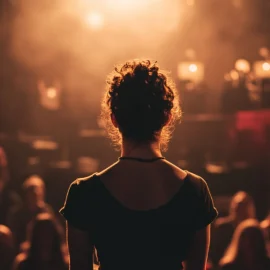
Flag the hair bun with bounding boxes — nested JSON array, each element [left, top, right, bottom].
[[102, 59, 181, 151], [133, 64, 149, 82]]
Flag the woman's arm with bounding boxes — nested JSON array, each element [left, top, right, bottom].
[[183, 225, 211, 270], [66, 222, 93, 270]]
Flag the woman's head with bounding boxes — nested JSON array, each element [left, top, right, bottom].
[[101, 59, 181, 151], [220, 219, 268, 266], [23, 175, 45, 207], [229, 191, 256, 222], [26, 213, 65, 262]]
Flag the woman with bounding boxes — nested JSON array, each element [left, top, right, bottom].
[[7, 175, 55, 252], [60, 60, 218, 270], [13, 213, 68, 270], [211, 191, 256, 266], [220, 219, 270, 270]]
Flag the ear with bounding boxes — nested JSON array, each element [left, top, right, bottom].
[[111, 113, 118, 128]]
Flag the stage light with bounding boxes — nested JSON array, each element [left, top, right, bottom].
[[235, 59, 250, 73], [262, 62, 270, 71], [177, 62, 204, 82], [85, 11, 104, 30], [253, 61, 270, 78], [47, 87, 57, 99], [37, 80, 61, 110], [189, 64, 198, 73]]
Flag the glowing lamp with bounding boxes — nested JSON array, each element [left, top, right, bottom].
[[235, 59, 250, 73], [262, 62, 270, 71], [177, 62, 204, 82], [253, 61, 270, 78], [37, 80, 61, 110], [189, 64, 198, 73]]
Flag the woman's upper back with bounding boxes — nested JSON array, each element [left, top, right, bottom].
[[97, 159, 188, 211], [60, 160, 217, 269]]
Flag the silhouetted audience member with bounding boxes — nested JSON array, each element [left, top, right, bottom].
[[261, 212, 270, 256], [211, 191, 256, 266], [0, 225, 15, 270], [0, 147, 21, 225], [7, 175, 54, 251], [13, 213, 68, 270], [220, 219, 270, 270]]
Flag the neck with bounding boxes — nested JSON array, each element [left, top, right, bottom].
[[121, 139, 162, 159]]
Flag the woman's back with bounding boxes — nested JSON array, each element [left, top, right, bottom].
[[61, 159, 217, 270], [98, 159, 187, 211]]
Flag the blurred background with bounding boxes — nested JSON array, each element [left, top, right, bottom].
[[0, 0, 270, 269]]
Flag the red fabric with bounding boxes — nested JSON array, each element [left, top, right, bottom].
[[228, 110, 270, 164], [235, 110, 270, 144]]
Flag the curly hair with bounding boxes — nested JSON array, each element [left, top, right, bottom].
[[100, 59, 181, 151]]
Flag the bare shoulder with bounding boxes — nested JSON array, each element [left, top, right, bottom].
[[96, 161, 120, 179], [162, 159, 187, 181], [71, 162, 118, 187], [163, 160, 210, 195]]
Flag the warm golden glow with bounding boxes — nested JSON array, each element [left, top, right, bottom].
[[177, 62, 204, 82], [234, 59, 250, 73], [262, 62, 270, 71], [189, 64, 198, 73], [10, 0, 183, 108], [11, 0, 181, 73], [254, 61, 270, 78], [47, 87, 57, 99], [85, 11, 104, 30], [106, 0, 147, 11], [230, 70, 239, 81]]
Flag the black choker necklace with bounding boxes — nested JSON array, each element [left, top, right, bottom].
[[119, 156, 165, 162]]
